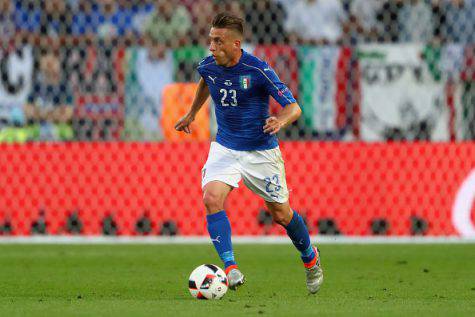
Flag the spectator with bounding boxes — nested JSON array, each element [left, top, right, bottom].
[[24, 53, 74, 141], [14, 0, 41, 34], [376, 0, 404, 42], [186, 0, 215, 46], [93, 0, 136, 40], [71, 0, 96, 39], [130, 0, 154, 36], [284, 0, 347, 45], [180, 0, 203, 12], [441, 0, 475, 44], [244, 0, 287, 44], [62, 39, 119, 95], [39, 0, 73, 38], [442, 0, 475, 139], [180, 0, 243, 45], [137, 36, 173, 116], [72, 0, 137, 40], [398, 0, 435, 43], [0, 0, 15, 39], [215, 0, 245, 20], [141, 0, 192, 47], [348, 0, 385, 43], [125, 35, 174, 140], [431, 1, 444, 43]]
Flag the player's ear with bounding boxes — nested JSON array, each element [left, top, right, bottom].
[[233, 39, 241, 49]]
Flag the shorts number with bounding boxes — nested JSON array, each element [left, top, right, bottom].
[[265, 174, 281, 195], [219, 89, 237, 107], [273, 175, 281, 192]]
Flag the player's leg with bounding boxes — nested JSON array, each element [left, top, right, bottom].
[[203, 181, 244, 289], [265, 201, 321, 268], [265, 201, 323, 293], [203, 181, 236, 269], [201, 142, 244, 289], [265, 201, 316, 265], [240, 147, 322, 293]]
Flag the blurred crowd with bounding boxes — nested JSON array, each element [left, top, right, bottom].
[[1, 0, 474, 46], [0, 0, 473, 142]]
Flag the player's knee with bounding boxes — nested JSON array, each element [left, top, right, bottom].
[[203, 191, 224, 213], [272, 211, 292, 227]]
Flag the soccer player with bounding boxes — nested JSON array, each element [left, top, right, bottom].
[[175, 13, 323, 294]]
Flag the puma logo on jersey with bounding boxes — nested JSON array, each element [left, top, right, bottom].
[[208, 76, 217, 84]]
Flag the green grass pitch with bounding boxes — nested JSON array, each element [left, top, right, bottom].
[[0, 244, 474, 316]]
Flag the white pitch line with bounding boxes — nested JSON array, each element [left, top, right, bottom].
[[0, 236, 474, 244]]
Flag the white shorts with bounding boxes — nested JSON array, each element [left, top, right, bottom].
[[201, 142, 289, 203]]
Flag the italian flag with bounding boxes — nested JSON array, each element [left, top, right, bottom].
[[298, 46, 356, 137], [241, 76, 250, 89]]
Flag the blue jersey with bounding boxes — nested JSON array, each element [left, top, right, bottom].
[[197, 50, 296, 151]]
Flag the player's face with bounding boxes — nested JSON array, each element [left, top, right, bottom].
[[209, 27, 240, 66]]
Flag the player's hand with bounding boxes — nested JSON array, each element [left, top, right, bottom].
[[174, 113, 195, 134], [263, 116, 283, 135]]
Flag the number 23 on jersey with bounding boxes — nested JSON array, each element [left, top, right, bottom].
[[219, 89, 238, 107]]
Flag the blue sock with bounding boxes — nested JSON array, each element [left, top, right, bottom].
[[285, 211, 316, 264], [206, 210, 236, 269]]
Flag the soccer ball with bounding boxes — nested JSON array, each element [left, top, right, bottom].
[[188, 264, 228, 300]]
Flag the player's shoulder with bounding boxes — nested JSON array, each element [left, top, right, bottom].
[[197, 55, 216, 69], [241, 51, 269, 71]]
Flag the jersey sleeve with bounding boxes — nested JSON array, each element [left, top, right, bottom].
[[260, 63, 296, 107], [196, 56, 213, 79], [196, 61, 206, 79]]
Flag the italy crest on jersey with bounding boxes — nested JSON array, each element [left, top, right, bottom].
[[240, 75, 251, 90]]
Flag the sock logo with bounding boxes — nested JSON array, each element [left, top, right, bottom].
[[211, 236, 221, 243], [292, 238, 304, 245]]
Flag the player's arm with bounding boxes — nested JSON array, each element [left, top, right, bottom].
[[263, 102, 302, 135], [260, 63, 301, 135], [174, 78, 210, 134]]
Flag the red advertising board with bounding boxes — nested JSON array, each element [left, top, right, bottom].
[[0, 142, 474, 236]]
